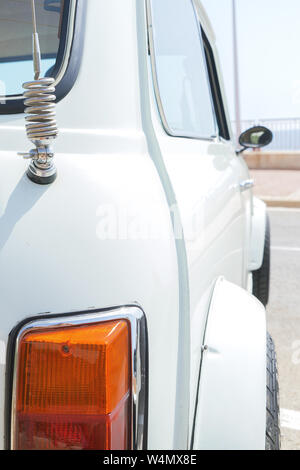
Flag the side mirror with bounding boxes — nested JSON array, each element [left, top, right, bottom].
[[237, 126, 273, 154]]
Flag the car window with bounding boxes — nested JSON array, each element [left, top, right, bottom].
[[0, 0, 68, 97], [149, 0, 218, 140]]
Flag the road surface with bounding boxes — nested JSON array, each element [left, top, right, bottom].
[[267, 207, 300, 450]]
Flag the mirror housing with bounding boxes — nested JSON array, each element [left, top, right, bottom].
[[237, 126, 273, 154]]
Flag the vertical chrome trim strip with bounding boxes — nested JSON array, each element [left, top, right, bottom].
[[10, 306, 148, 450]]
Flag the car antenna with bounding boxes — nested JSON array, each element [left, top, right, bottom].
[[19, 0, 58, 185]]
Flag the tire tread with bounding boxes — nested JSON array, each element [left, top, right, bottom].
[[266, 333, 280, 450]]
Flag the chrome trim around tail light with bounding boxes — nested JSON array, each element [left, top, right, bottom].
[[8, 305, 148, 450]]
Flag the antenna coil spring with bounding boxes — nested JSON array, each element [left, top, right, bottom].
[[23, 77, 58, 144], [19, 0, 58, 184]]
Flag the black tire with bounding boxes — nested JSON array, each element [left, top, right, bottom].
[[266, 333, 280, 450], [253, 214, 270, 307]]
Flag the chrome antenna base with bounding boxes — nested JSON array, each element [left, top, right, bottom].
[[19, 1, 59, 185], [19, 144, 57, 185], [27, 158, 57, 186]]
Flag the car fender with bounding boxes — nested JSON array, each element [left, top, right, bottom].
[[192, 277, 266, 450], [249, 197, 267, 272]]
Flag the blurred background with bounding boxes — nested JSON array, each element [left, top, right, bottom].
[[203, 0, 300, 150], [202, 0, 300, 450]]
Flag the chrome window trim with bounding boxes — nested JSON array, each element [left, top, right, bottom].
[[47, 0, 77, 91], [146, 0, 219, 142], [9, 306, 148, 450]]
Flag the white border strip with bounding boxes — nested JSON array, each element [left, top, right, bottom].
[[272, 246, 300, 252], [268, 207, 300, 213], [281, 409, 300, 431]]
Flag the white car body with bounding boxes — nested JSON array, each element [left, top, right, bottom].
[[0, 0, 268, 450]]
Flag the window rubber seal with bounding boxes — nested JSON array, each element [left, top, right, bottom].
[[201, 29, 230, 141]]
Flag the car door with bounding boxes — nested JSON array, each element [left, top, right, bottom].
[[146, 0, 251, 433]]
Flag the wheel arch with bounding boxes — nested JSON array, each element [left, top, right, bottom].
[[192, 277, 267, 450]]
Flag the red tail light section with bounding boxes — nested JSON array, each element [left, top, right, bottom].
[[13, 319, 131, 450]]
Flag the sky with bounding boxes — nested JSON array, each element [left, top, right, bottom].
[[201, 0, 300, 121]]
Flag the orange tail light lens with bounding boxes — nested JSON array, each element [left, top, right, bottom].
[[13, 319, 131, 450]]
